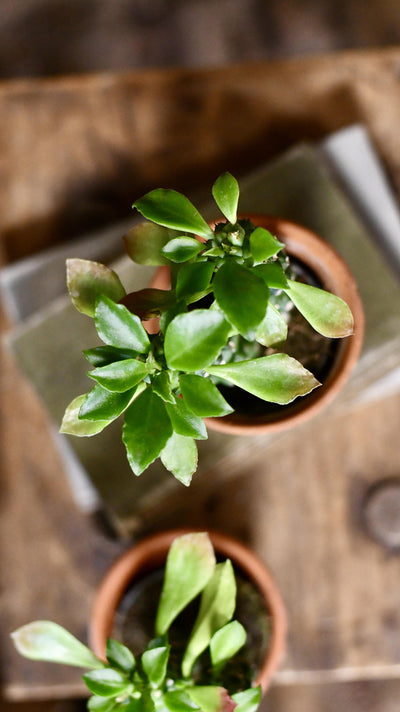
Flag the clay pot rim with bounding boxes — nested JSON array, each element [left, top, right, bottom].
[[89, 528, 287, 695]]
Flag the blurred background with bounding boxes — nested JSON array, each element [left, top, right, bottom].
[[0, 0, 399, 79], [1, 2, 400, 712]]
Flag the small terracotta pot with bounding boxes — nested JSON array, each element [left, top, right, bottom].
[[149, 215, 364, 435], [89, 529, 286, 695]]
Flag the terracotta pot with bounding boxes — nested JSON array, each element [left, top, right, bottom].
[[149, 215, 364, 435], [89, 529, 286, 695]]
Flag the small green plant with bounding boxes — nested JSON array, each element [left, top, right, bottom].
[[60, 173, 354, 484], [12, 532, 262, 712]]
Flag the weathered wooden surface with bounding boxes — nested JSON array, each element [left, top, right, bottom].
[[2, 49, 400, 703]]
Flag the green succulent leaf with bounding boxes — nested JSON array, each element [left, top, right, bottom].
[[156, 532, 216, 636], [231, 687, 262, 712], [209, 621, 246, 669], [161, 237, 204, 263], [165, 398, 207, 440], [179, 375, 233, 417], [133, 189, 213, 239], [160, 432, 198, 486], [79, 383, 142, 421], [95, 296, 150, 353], [213, 262, 269, 339], [176, 262, 215, 301], [164, 690, 201, 712], [207, 353, 320, 405], [66, 259, 126, 317], [284, 280, 354, 337], [249, 227, 284, 264], [255, 302, 288, 347], [252, 263, 288, 289], [87, 696, 118, 712], [89, 359, 149, 393], [122, 388, 172, 475], [182, 560, 236, 678], [141, 645, 169, 687], [60, 395, 112, 436], [120, 289, 177, 320], [106, 639, 135, 674], [83, 668, 129, 697], [152, 371, 176, 404], [11, 621, 103, 669], [164, 311, 231, 371], [186, 687, 235, 712], [118, 698, 143, 712], [212, 172, 239, 224], [83, 346, 138, 367], [123, 222, 175, 265]]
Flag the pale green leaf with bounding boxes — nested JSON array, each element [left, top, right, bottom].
[[209, 621, 246, 668], [212, 173, 239, 224], [133, 189, 213, 239], [187, 688, 235, 712], [156, 533, 216, 636], [141, 646, 169, 687], [160, 432, 198, 486], [60, 395, 111, 436], [207, 353, 320, 405], [11, 621, 103, 669], [164, 310, 231, 371], [67, 259, 126, 317], [231, 687, 262, 712], [284, 280, 354, 337], [255, 302, 287, 347], [182, 561, 236, 678]]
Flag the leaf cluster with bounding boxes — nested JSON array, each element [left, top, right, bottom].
[[61, 173, 354, 483], [11, 533, 261, 712]]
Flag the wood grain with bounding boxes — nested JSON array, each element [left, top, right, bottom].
[[2, 49, 400, 702]]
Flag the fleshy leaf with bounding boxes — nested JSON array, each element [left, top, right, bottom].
[[122, 388, 172, 475], [164, 310, 231, 371], [207, 354, 320, 405], [249, 227, 284, 263], [156, 532, 216, 636], [87, 696, 118, 712], [120, 288, 177, 320], [79, 383, 142, 421], [66, 259, 126, 317], [141, 646, 169, 687], [182, 561, 236, 678], [123, 222, 174, 265], [212, 173, 239, 224], [165, 398, 207, 439], [160, 432, 198, 486], [252, 263, 288, 289], [106, 639, 135, 674], [187, 687, 236, 712], [179, 375, 233, 417], [164, 690, 201, 712], [161, 237, 204, 263], [255, 302, 288, 347], [60, 395, 111, 436], [83, 668, 129, 697], [231, 687, 261, 712], [210, 621, 246, 669], [152, 372, 176, 404], [89, 359, 149, 393], [133, 189, 213, 239], [213, 262, 269, 339], [83, 346, 137, 367], [176, 262, 215, 301], [284, 280, 354, 337], [11, 621, 103, 669], [95, 296, 150, 353]]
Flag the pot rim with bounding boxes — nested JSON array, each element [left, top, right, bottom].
[[89, 528, 287, 695]]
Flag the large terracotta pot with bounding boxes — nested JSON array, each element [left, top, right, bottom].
[[89, 529, 287, 695], [149, 215, 364, 435]]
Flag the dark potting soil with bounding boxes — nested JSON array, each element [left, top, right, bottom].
[[112, 567, 271, 692]]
